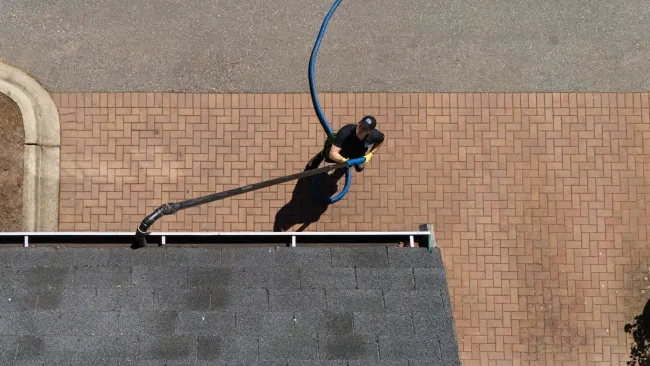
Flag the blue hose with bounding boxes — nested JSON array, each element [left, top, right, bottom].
[[309, 0, 351, 204]]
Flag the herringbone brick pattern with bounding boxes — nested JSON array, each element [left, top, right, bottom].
[[52, 92, 650, 365]]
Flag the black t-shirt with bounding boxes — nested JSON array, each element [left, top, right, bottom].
[[332, 124, 385, 158]]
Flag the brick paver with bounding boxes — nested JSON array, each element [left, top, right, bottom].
[[51, 92, 650, 365]]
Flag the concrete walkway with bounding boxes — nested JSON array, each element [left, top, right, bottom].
[[1, 0, 649, 92], [50, 91, 650, 364]]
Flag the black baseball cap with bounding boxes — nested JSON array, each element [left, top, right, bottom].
[[359, 115, 377, 130]]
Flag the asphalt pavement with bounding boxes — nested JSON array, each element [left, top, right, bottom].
[[1, 0, 648, 92]]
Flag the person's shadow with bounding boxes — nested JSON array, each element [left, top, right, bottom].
[[273, 164, 347, 232], [625, 297, 650, 365]]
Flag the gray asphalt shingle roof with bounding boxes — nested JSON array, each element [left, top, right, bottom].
[[0, 246, 460, 365]]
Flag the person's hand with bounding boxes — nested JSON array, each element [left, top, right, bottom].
[[340, 157, 348, 163], [363, 152, 373, 163]]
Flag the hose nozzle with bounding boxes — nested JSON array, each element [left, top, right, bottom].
[[131, 203, 180, 249]]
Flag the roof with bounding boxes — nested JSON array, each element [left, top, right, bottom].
[[0, 246, 460, 365]]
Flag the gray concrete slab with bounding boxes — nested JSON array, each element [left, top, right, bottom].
[[2, 0, 646, 92]]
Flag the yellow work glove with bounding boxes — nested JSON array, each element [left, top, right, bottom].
[[363, 152, 374, 163], [340, 157, 348, 163]]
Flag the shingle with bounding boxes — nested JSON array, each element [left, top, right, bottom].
[[211, 288, 268, 310], [300, 267, 357, 290], [226, 362, 288, 366], [0, 312, 35, 335], [1, 248, 110, 268], [412, 313, 456, 337], [259, 332, 318, 361], [19, 267, 73, 289], [188, 267, 242, 288], [0, 311, 119, 336], [274, 247, 331, 267], [153, 286, 210, 310], [0, 268, 20, 289], [0, 350, 14, 364], [331, 248, 388, 267], [439, 336, 461, 363], [326, 289, 384, 312], [73, 266, 132, 288], [132, 266, 187, 288], [356, 268, 415, 290], [0, 248, 109, 268], [162, 247, 222, 266], [39, 335, 140, 359], [82, 335, 140, 359], [195, 361, 287, 366], [49, 248, 110, 267], [292, 311, 353, 335], [0, 288, 38, 311], [0, 336, 18, 364], [353, 313, 414, 336], [269, 289, 326, 311], [37, 287, 97, 311], [118, 311, 178, 335], [14, 335, 44, 361], [378, 334, 440, 360], [107, 248, 166, 266], [0, 248, 56, 267], [387, 247, 443, 268], [178, 311, 236, 335], [236, 311, 294, 334], [137, 335, 194, 361], [288, 361, 346, 366], [135, 360, 194, 366], [317, 333, 378, 360], [383, 290, 448, 315], [241, 267, 301, 289], [221, 247, 282, 267], [408, 359, 449, 366], [95, 286, 154, 311], [197, 335, 258, 362], [412, 313, 460, 362], [413, 268, 448, 292], [348, 361, 409, 366]]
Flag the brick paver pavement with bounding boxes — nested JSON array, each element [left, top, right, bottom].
[[51, 92, 650, 365]]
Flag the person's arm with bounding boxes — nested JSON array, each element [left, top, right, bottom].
[[368, 140, 384, 154], [328, 125, 353, 163], [329, 145, 348, 163], [365, 132, 385, 156], [364, 131, 384, 163]]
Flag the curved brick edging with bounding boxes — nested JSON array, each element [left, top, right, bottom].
[[0, 62, 60, 231]]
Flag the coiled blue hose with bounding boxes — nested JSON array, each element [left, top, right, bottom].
[[308, 0, 352, 204]]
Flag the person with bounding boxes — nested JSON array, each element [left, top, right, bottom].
[[306, 115, 385, 172]]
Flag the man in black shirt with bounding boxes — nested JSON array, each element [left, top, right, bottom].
[[307, 115, 385, 172]]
